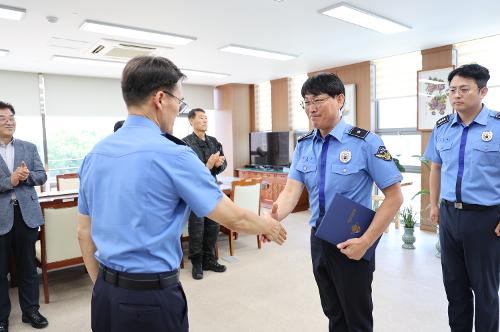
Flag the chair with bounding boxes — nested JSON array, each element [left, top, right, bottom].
[[220, 178, 262, 256], [56, 173, 79, 191], [36, 198, 83, 303]]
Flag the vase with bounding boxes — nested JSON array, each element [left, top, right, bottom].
[[402, 227, 416, 249]]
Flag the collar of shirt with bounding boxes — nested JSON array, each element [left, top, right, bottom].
[[313, 118, 347, 143], [190, 132, 207, 143], [123, 115, 162, 134], [451, 104, 489, 127], [0, 137, 15, 148]]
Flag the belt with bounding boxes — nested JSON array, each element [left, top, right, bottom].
[[99, 265, 179, 290], [10, 199, 18, 206], [442, 199, 499, 211]]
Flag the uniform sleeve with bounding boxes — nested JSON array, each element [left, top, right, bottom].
[[288, 145, 304, 183], [77, 157, 89, 215], [424, 128, 441, 164], [365, 135, 403, 190], [166, 148, 223, 217]]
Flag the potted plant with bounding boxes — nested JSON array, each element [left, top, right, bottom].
[[401, 206, 416, 249]]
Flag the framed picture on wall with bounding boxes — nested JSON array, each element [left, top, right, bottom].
[[342, 83, 356, 126], [417, 67, 454, 131]]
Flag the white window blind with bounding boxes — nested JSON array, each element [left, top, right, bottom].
[[254, 81, 272, 131], [288, 74, 309, 131], [455, 34, 500, 109]]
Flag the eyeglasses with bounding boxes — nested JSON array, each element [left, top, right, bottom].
[[446, 86, 479, 96], [300, 96, 330, 110], [162, 90, 189, 114], [0, 116, 15, 124]]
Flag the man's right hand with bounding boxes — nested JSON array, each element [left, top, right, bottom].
[[206, 152, 220, 170], [262, 213, 287, 245], [430, 204, 439, 225]]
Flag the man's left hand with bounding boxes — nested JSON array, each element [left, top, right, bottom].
[[214, 155, 225, 168], [17, 161, 30, 181], [495, 222, 500, 237], [337, 238, 370, 260]]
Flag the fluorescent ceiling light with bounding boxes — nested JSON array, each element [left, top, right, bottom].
[[220, 44, 297, 61], [80, 20, 196, 46], [0, 5, 26, 21], [0, 49, 9, 56], [320, 2, 410, 34], [52, 55, 126, 68], [181, 69, 230, 78]]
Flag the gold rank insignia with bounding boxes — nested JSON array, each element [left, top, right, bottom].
[[481, 131, 493, 142], [375, 146, 392, 161], [351, 223, 361, 234]]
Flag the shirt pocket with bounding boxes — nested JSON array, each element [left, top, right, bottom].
[[436, 140, 453, 161], [331, 164, 365, 191], [471, 141, 500, 166], [296, 162, 317, 188]]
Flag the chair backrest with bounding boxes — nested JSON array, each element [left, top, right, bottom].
[[42, 200, 81, 263], [56, 173, 80, 191], [231, 178, 262, 215]]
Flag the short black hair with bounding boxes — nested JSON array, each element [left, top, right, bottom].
[[448, 64, 490, 89], [301, 73, 345, 99], [113, 120, 125, 132], [121, 56, 186, 107], [0, 101, 15, 115], [187, 108, 205, 120]]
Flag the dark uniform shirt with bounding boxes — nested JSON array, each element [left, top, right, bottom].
[[183, 132, 227, 178]]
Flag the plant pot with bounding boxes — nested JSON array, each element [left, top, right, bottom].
[[402, 227, 416, 249]]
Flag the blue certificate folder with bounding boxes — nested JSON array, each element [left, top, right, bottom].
[[315, 194, 379, 261]]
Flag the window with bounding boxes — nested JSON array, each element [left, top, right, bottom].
[[14, 116, 45, 164], [254, 81, 272, 131], [288, 74, 309, 131]]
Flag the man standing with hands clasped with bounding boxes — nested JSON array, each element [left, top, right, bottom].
[[0, 101, 48, 331], [183, 108, 227, 280], [425, 64, 500, 332]]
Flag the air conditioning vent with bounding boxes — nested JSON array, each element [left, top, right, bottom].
[[86, 39, 171, 60]]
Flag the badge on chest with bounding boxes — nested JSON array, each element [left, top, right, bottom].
[[339, 150, 352, 163], [481, 131, 493, 142]]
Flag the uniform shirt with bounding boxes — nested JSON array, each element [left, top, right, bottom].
[[424, 105, 500, 205], [78, 115, 223, 273], [182, 132, 227, 178], [289, 119, 403, 228]]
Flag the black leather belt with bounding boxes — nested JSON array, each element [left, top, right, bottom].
[[99, 265, 179, 290], [442, 199, 498, 211]]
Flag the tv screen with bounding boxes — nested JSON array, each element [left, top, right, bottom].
[[249, 131, 290, 167]]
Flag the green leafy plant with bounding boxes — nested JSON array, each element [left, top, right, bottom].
[[401, 206, 416, 228], [410, 155, 430, 200], [393, 157, 406, 173]]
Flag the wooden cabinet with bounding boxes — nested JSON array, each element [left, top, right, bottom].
[[236, 169, 309, 213]]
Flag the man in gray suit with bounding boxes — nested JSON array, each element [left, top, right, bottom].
[[0, 101, 48, 331]]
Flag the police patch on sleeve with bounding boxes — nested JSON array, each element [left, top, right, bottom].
[[374, 146, 393, 161]]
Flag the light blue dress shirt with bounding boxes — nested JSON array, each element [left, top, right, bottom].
[[78, 115, 223, 273], [424, 105, 500, 206], [289, 119, 403, 228]]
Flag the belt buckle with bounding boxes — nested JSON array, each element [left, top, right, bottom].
[[454, 202, 463, 209]]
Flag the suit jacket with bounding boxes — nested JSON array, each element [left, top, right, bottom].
[[0, 139, 47, 235]]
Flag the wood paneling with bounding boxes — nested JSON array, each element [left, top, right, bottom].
[[420, 45, 453, 232], [214, 84, 253, 176], [309, 61, 373, 130], [271, 78, 290, 131]]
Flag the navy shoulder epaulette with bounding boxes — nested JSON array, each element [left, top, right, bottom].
[[436, 115, 450, 128], [298, 130, 314, 142], [348, 127, 369, 140], [163, 133, 187, 146]]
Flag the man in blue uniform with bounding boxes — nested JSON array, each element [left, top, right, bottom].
[[425, 64, 500, 332], [77, 56, 287, 332], [270, 73, 403, 332]]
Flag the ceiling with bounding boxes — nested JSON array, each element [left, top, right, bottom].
[[0, 0, 499, 86]]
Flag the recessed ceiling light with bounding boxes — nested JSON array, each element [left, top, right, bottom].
[[80, 20, 196, 46], [0, 5, 26, 21], [219, 44, 297, 61], [319, 2, 410, 34], [181, 69, 230, 78], [0, 49, 9, 56], [52, 55, 126, 67]]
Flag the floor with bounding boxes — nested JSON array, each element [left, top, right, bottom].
[[7, 210, 458, 331]]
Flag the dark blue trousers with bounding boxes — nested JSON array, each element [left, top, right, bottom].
[[0, 204, 40, 321], [439, 203, 500, 332], [91, 273, 189, 332], [310, 230, 375, 332]]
